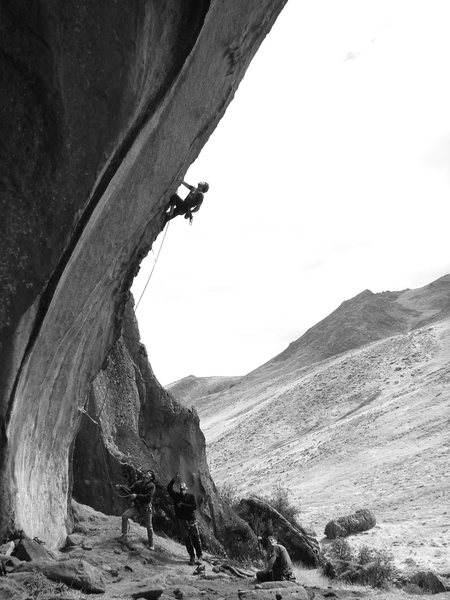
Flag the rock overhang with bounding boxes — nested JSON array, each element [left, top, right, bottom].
[[0, 1, 287, 546]]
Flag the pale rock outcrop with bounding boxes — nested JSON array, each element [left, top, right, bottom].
[[0, 1, 286, 546]]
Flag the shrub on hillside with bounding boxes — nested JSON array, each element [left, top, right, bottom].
[[218, 482, 240, 511], [324, 540, 397, 589], [263, 485, 301, 528], [357, 544, 375, 564], [220, 484, 301, 531], [358, 547, 397, 588], [328, 537, 353, 561], [24, 572, 68, 598]]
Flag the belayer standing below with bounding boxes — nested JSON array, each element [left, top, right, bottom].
[[167, 473, 203, 565], [165, 181, 209, 223], [116, 468, 156, 549]]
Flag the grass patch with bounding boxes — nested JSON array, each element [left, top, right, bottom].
[[23, 571, 69, 598]]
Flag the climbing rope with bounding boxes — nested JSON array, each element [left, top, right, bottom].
[[135, 220, 170, 310]]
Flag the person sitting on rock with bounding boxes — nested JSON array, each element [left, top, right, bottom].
[[167, 473, 203, 565], [165, 181, 209, 223], [116, 468, 156, 549], [256, 536, 296, 582]]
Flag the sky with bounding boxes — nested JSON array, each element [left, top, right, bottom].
[[132, 0, 450, 386]]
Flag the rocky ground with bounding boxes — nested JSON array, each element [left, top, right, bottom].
[[2, 502, 448, 600]]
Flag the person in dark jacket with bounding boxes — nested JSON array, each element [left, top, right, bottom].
[[167, 473, 203, 564], [116, 469, 156, 548], [165, 181, 209, 223], [256, 536, 296, 582]]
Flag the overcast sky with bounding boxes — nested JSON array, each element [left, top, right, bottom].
[[132, 0, 450, 386]]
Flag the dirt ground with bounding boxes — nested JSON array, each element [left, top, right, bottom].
[[6, 502, 447, 600]]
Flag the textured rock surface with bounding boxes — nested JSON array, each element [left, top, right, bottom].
[[238, 589, 309, 600], [324, 509, 376, 539], [410, 571, 448, 594], [12, 558, 106, 593], [0, 1, 286, 546], [238, 497, 323, 567], [73, 300, 257, 556]]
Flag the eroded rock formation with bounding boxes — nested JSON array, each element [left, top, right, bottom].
[[0, 1, 287, 546], [73, 301, 257, 556]]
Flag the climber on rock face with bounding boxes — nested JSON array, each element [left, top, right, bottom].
[[116, 468, 156, 549], [165, 181, 209, 223]]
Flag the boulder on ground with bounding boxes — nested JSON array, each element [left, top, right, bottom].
[[128, 587, 164, 600], [0, 554, 22, 573], [324, 509, 376, 539], [238, 587, 309, 600], [0, 541, 14, 556], [12, 558, 105, 593], [64, 534, 84, 548], [238, 497, 323, 567], [410, 571, 448, 593], [259, 581, 299, 589], [13, 538, 53, 562]]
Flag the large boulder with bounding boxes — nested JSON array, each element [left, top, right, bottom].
[[0, 1, 286, 547], [237, 497, 323, 567], [12, 558, 106, 593], [13, 538, 53, 562], [324, 509, 376, 539]]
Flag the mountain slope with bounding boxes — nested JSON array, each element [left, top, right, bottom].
[[260, 273, 450, 374], [206, 319, 450, 573], [168, 275, 450, 574], [167, 374, 242, 407]]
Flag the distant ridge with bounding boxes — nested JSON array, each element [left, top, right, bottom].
[[255, 273, 450, 375], [167, 274, 450, 405], [167, 374, 242, 406]]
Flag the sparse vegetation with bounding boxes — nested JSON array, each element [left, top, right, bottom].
[[329, 537, 353, 561], [23, 571, 68, 598], [219, 482, 301, 528], [262, 484, 301, 528], [217, 482, 240, 510], [360, 547, 398, 588], [325, 539, 397, 589]]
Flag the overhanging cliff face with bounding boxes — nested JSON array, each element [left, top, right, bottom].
[[0, 1, 287, 547]]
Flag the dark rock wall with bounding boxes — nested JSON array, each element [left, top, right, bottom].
[[73, 301, 256, 556], [0, 1, 287, 547]]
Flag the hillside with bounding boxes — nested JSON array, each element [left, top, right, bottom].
[[167, 374, 242, 407], [168, 276, 450, 575], [258, 273, 450, 375]]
